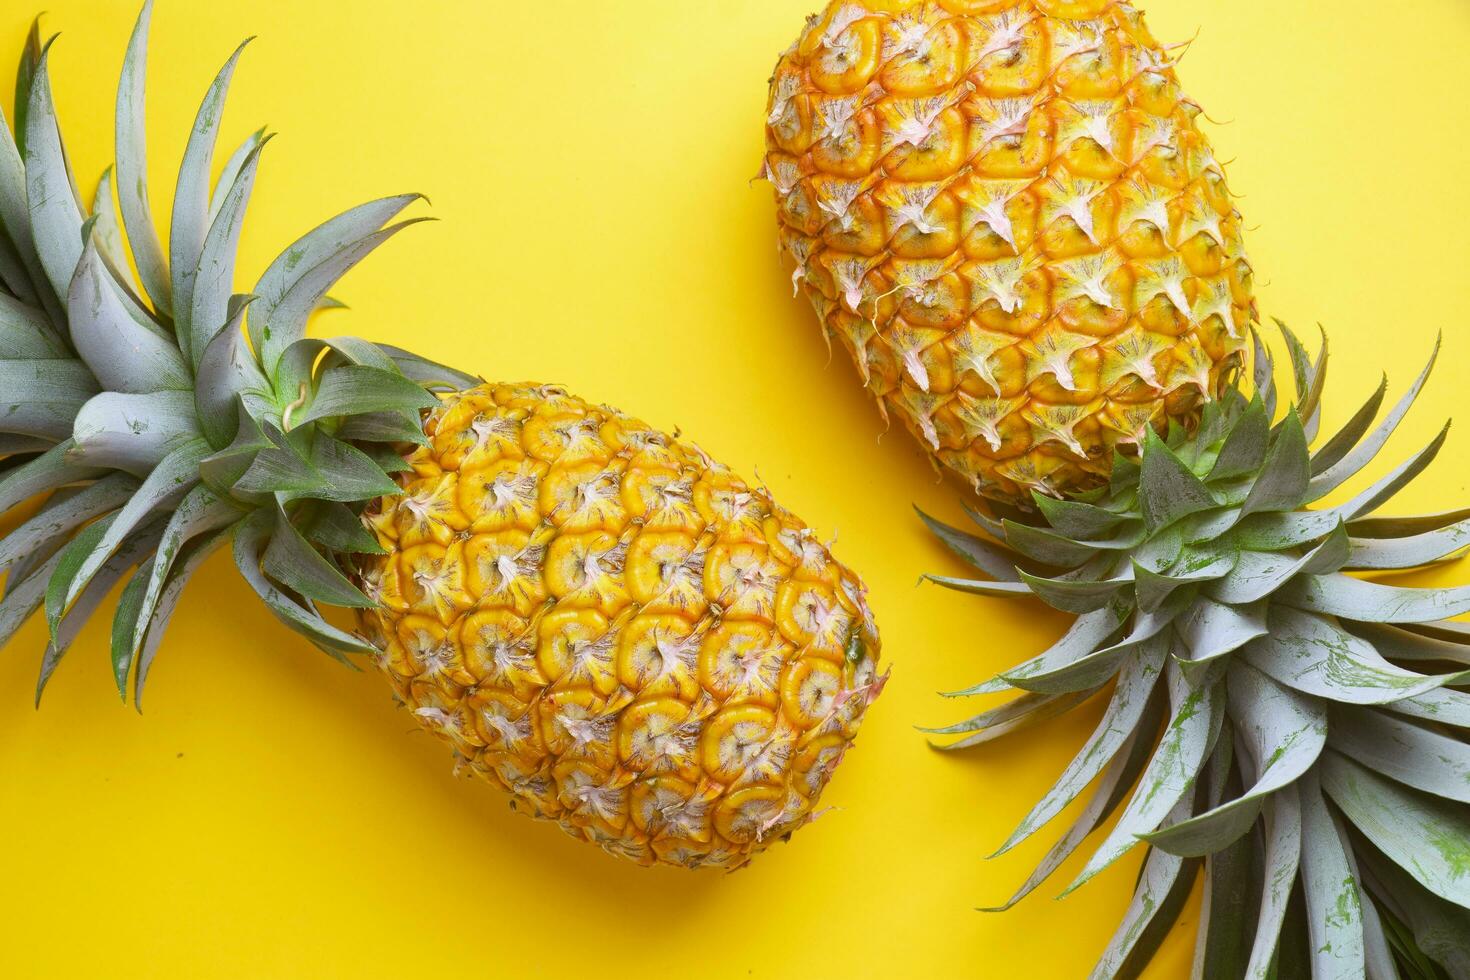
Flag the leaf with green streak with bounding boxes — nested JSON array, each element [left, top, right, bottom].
[[1001, 517, 1105, 567], [1321, 752, 1470, 909], [1177, 597, 1267, 670], [49, 441, 206, 633], [0, 473, 135, 577], [1244, 606, 1464, 705], [927, 688, 1097, 750], [1298, 770, 1367, 979], [0, 545, 65, 647], [1346, 621, 1470, 668], [1086, 794, 1200, 979], [110, 561, 151, 698], [922, 573, 1033, 602], [1385, 688, 1470, 730], [1330, 706, 1470, 804], [1144, 662, 1325, 857], [1133, 547, 1235, 614], [1018, 567, 1130, 614], [1346, 517, 1470, 571], [1358, 845, 1470, 979], [37, 517, 164, 703], [952, 604, 1124, 696], [1208, 394, 1269, 480], [1139, 426, 1217, 532], [1204, 527, 1344, 605], [1348, 507, 1470, 539], [993, 639, 1166, 855], [1066, 661, 1225, 893], [915, 506, 1022, 581], [1244, 784, 1303, 980], [125, 484, 240, 669], [0, 440, 104, 514], [1279, 572, 1470, 625], [1239, 410, 1310, 518], [42, 513, 118, 642], [1023, 588, 1194, 695], [982, 693, 1164, 913]]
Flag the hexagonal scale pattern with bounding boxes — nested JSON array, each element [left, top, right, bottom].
[[764, 0, 1253, 502], [356, 383, 884, 869]]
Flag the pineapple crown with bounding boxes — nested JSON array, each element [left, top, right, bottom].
[[0, 5, 476, 705], [922, 325, 1470, 977]]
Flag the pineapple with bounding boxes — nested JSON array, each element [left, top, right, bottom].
[[358, 383, 883, 868], [0, 5, 883, 871], [761, 0, 1253, 502], [921, 334, 1470, 976], [759, 2, 1470, 975]]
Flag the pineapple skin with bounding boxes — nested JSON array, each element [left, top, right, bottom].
[[356, 383, 883, 869], [764, 0, 1253, 502]]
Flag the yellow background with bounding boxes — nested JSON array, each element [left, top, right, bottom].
[[2, 1, 1468, 977]]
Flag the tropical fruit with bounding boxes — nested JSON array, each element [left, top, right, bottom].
[[758, 2, 1470, 975], [0, 6, 882, 871], [359, 383, 883, 867], [762, 0, 1253, 502], [922, 333, 1470, 976]]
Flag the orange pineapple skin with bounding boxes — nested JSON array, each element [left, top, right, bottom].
[[763, 0, 1253, 502], [356, 383, 883, 870]]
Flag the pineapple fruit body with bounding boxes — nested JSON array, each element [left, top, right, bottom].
[[357, 383, 883, 869], [763, 0, 1254, 502], [0, 10, 883, 875]]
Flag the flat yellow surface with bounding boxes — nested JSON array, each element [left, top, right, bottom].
[[1, 2, 1468, 977]]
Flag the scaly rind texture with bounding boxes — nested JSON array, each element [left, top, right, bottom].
[[924, 328, 1470, 977], [764, 0, 1252, 503], [357, 382, 884, 869]]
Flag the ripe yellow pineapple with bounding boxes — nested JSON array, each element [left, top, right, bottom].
[[762, 0, 1254, 501], [0, 6, 882, 871], [358, 383, 882, 868]]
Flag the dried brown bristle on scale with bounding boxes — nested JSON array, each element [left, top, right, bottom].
[[0, 3, 885, 872]]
